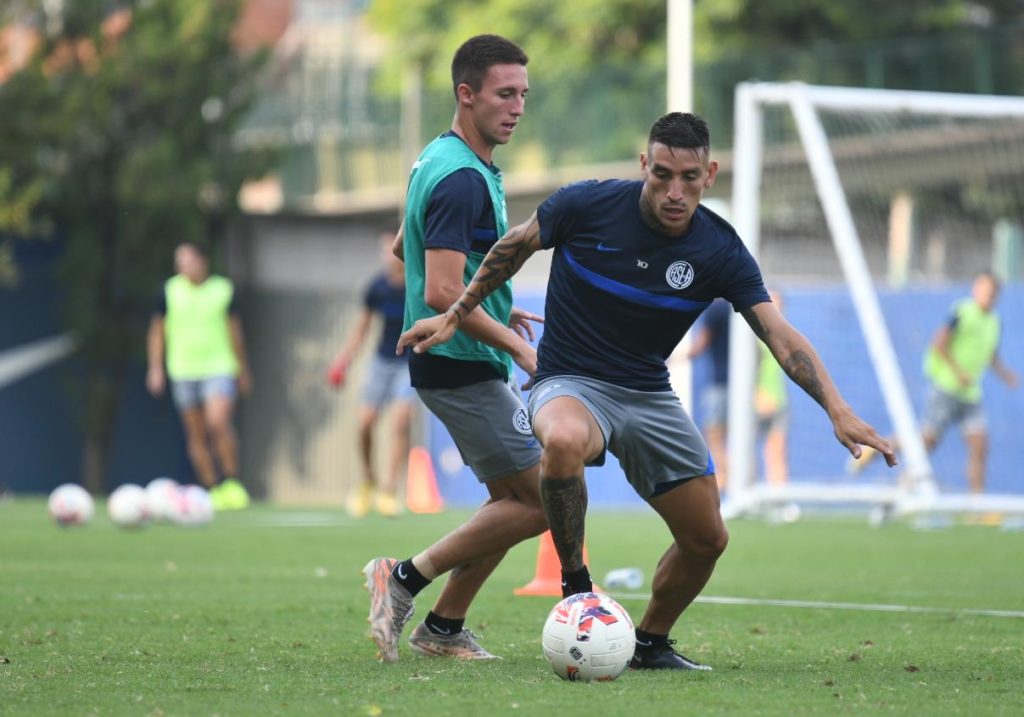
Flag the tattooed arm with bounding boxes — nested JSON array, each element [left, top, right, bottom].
[[397, 212, 544, 356], [741, 301, 897, 466]]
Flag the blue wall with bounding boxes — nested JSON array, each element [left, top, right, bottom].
[[430, 285, 1024, 507], [3, 241, 1020, 503], [0, 239, 191, 494]]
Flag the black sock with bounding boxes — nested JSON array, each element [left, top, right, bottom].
[[560, 565, 593, 597], [391, 559, 430, 597], [634, 629, 669, 650], [424, 611, 465, 636]]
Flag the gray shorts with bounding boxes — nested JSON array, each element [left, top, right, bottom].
[[757, 408, 789, 435], [529, 375, 713, 500], [701, 383, 728, 428], [361, 355, 415, 410], [921, 386, 986, 439], [171, 376, 237, 412], [416, 379, 542, 483]]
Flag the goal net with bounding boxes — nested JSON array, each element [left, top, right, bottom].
[[723, 83, 1024, 522]]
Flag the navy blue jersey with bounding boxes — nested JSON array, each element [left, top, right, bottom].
[[535, 179, 770, 392], [410, 130, 504, 388], [702, 298, 731, 385], [364, 273, 407, 360]]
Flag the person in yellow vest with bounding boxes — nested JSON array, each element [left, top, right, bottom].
[[146, 242, 252, 510], [755, 289, 789, 487], [851, 272, 1017, 492]]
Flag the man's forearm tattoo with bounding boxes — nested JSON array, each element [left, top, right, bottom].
[[784, 349, 826, 406], [541, 475, 587, 571], [743, 308, 770, 343], [452, 216, 539, 323]]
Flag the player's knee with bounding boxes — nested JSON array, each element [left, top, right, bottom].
[[206, 420, 231, 440], [358, 413, 376, 434], [685, 524, 729, 560], [538, 425, 588, 472]]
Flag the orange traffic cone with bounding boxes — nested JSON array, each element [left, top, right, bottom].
[[405, 446, 444, 514], [514, 530, 600, 596]]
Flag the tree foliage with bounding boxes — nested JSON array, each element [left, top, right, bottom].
[[368, 0, 1019, 91], [0, 0, 272, 490]]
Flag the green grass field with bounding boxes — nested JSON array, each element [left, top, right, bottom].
[[2, 500, 1022, 716]]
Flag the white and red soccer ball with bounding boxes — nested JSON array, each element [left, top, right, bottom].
[[542, 592, 635, 682], [107, 484, 151, 528], [172, 484, 213, 526], [47, 483, 95, 526], [145, 477, 181, 522]]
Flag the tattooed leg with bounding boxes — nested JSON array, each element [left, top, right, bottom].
[[541, 475, 587, 571]]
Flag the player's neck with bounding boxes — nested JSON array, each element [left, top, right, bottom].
[[450, 119, 494, 164]]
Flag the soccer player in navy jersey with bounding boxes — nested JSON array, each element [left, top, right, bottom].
[[363, 34, 547, 664], [327, 233, 415, 518], [399, 112, 897, 671]]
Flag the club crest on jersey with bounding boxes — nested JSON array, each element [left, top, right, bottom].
[[666, 260, 695, 289], [513, 408, 532, 435]]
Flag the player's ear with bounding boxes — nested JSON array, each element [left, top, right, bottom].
[[704, 160, 720, 189], [639, 152, 649, 177], [456, 82, 474, 108]]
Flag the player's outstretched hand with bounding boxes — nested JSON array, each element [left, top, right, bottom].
[[327, 358, 348, 389], [832, 408, 898, 467], [397, 312, 459, 356], [508, 306, 544, 342]]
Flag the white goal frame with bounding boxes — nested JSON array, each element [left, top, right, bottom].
[[724, 82, 1024, 522]]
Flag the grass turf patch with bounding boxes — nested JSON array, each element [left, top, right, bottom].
[[1, 500, 1022, 716]]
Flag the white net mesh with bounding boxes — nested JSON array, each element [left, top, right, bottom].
[[735, 89, 1024, 501]]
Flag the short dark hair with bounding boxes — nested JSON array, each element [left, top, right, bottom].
[[451, 34, 528, 99], [648, 112, 711, 156]]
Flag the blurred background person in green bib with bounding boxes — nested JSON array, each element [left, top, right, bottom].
[[147, 242, 253, 510]]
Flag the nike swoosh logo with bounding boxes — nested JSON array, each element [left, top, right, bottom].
[[595, 242, 622, 252], [434, 626, 451, 635], [396, 564, 407, 580], [636, 639, 653, 647]]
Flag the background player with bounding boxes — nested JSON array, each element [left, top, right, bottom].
[[756, 288, 789, 488], [687, 298, 731, 491], [851, 271, 1017, 492], [146, 242, 252, 510], [328, 231, 414, 518]]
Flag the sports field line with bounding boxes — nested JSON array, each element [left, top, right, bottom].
[[609, 593, 1024, 620]]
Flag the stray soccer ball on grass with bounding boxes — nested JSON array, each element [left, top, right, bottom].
[[107, 484, 151, 529], [541, 592, 635, 683], [47, 483, 94, 527]]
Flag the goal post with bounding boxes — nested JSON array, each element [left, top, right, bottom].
[[724, 82, 1024, 521]]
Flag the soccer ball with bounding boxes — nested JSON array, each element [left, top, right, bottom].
[[145, 477, 181, 522], [542, 592, 635, 682], [47, 483, 94, 526], [107, 484, 151, 528], [172, 484, 213, 526]]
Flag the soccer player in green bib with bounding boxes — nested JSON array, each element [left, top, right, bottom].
[[921, 272, 1018, 492], [851, 272, 1018, 492], [147, 242, 253, 510], [363, 35, 547, 663]]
